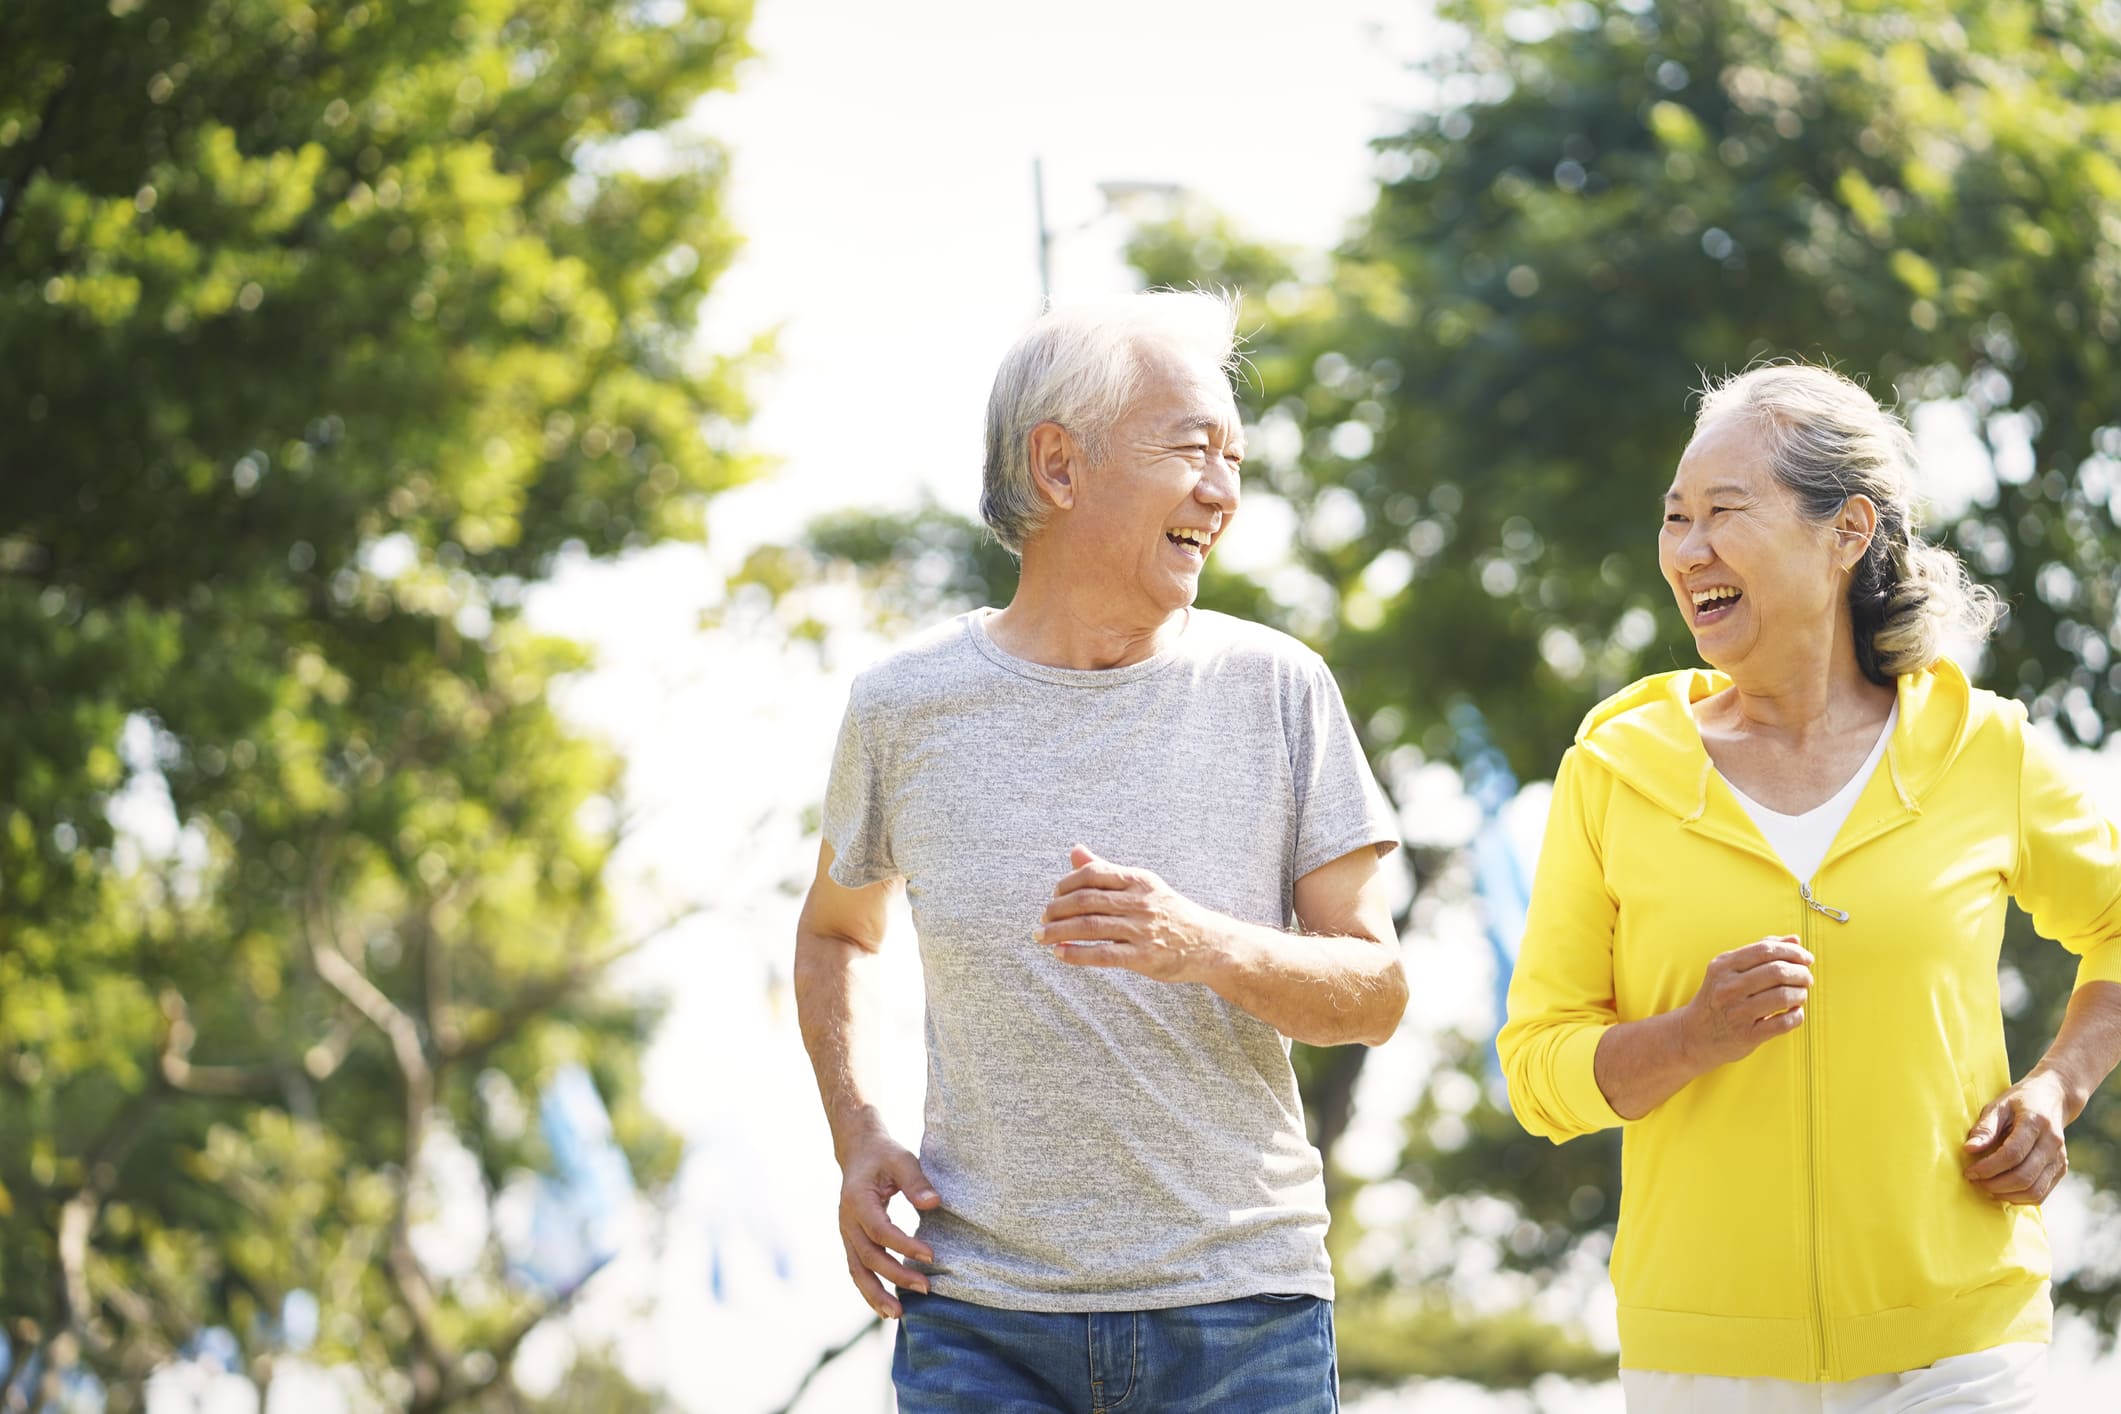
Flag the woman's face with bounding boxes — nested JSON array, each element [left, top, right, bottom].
[[1658, 415, 1853, 677]]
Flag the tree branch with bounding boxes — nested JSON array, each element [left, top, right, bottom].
[[305, 894, 433, 1118], [49, 1088, 166, 1371], [422, 1252, 616, 1413], [441, 902, 703, 1068], [768, 1317, 884, 1414], [1, 1321, 34, 1413], [441, 951, 621, 1069], [155, 990, 283, 1098], [87, 1274, 177, 1383], [0, 66, 72, 259], [302, 858, 451, 1395], [300, 1009, 365, 1083], [421, 903, 459, 1057]]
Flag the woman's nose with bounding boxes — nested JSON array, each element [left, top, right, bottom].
[[1671, 522, 1713, 570]]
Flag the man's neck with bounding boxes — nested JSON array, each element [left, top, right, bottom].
[[986, 556, 1185, 671]]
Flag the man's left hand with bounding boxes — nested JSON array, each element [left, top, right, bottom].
[[1037, 846, 1222, 983], [1964, 1071, 2073, 1205]]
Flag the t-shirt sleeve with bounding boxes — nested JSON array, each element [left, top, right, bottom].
[[821, 695, 897, 889], [1290, 654, 1401, 879]]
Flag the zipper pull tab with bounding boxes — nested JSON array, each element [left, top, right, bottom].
[[1800, 882, 1850, 923]]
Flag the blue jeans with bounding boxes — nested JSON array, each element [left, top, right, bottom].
[[892, 1288, 1338, 1413]]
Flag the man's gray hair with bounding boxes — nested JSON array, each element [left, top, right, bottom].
[[1695, 362, 2002, 683], [981, 289, 1241, 555]]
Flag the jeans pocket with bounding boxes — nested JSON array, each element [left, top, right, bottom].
[[1249, 1292, 1312, 1303]]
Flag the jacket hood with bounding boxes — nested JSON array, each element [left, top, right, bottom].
[[1573, 658, 1978, 822]]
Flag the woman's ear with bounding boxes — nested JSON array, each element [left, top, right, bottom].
[[1026, 421, 1080, 512], [1836, 494, 1880, 571]]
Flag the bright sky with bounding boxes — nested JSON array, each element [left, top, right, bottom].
[[692, 0, 1436, 571]]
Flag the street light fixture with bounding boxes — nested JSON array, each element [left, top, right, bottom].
[[1032, 157, 1190, 306]]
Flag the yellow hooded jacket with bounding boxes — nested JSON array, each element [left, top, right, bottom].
[[1497, 659, 2121, 1381]]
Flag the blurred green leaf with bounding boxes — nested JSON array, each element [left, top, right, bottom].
[[1, 0, 754, 1405]]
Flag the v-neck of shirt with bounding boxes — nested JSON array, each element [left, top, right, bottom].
[[1715, 702, 1899, 882]]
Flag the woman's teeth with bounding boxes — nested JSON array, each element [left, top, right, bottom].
[[1690, 587, 1742, 623]]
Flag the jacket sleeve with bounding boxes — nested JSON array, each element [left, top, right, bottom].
[[1497, 746, 1630, 1142], [2007, 716, 2121, 991]]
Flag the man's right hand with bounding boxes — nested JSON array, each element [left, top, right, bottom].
[[838, 1130, 942, 1319], [1680, 936, 1815, 1068]]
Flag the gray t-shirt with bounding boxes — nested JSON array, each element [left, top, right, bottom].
[[823, 607, 1400, 1311]]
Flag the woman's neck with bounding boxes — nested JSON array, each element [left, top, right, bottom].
[[1707, 640, 1894, 744]]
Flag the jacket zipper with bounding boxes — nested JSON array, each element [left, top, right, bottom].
[[1799, 880, 1850, 1379], [1800, 882, 1849, 922]]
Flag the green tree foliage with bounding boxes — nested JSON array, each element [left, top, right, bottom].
[[754, 0, 2121, 1384], [1135, 0, 2121, 774], [0, 0, 754, 1406]]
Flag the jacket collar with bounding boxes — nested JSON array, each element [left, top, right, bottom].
[[1572, 658, 1975, 825]]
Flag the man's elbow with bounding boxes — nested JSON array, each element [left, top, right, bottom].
[[792, 910, 873, 999], [1357, 957, 1409, 1047]]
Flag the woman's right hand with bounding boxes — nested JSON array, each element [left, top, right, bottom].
[[1680, 936, 1815, 1067]]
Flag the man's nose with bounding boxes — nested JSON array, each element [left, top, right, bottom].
[[1199, 451, 1241, 513]]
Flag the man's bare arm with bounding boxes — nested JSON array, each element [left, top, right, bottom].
[[1038, 844, 1407, 1046], [793, 842, 938, 1319]]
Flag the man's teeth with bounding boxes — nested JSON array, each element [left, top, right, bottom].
[[1167, 529, 1210, 549], [1691, 587, 1742, 608]]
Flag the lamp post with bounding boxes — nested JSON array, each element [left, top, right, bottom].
[[1033, 155, 1053, 308], [1031, 157, 1187, 307]]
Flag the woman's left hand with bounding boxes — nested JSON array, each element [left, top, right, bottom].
[[1963, 1072, 2073, 1205]]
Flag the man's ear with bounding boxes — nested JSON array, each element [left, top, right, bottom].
[[1026, 422, 1080, 512], [1836, 494, 1879, 571]]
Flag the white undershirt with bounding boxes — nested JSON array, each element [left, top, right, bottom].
[[1715, 702, 1898, 885]]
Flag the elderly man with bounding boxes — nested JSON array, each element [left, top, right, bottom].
[[793, 290, 1405, 1413]]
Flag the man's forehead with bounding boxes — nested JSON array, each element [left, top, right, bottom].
[[1139, 367, 1242, 439], [1162, 408, 1241, 437]]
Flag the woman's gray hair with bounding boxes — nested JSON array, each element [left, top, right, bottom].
[[981, 289, 1241, 555], [1694, 363, 2002, 683]]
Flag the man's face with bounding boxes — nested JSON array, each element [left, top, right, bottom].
[[1068, 347, 1243, 619]]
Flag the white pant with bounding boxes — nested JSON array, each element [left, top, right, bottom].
[[1619, 1343, 2046, 1413]]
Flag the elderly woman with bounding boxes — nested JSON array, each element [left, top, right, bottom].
[[1498, 364, 2121, 1411]]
